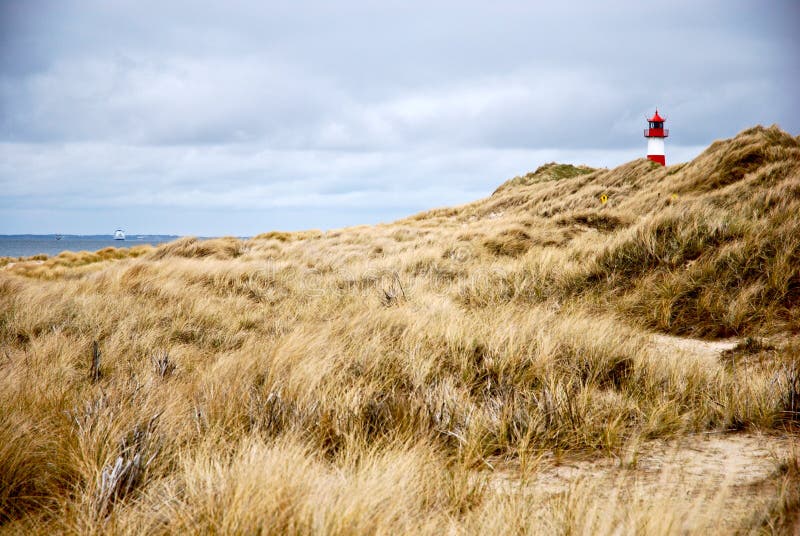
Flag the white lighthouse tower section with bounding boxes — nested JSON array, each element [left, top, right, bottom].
[[647, 136, 665, 158]]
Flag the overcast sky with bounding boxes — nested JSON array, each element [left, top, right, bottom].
[[1, 0, 798, 235]]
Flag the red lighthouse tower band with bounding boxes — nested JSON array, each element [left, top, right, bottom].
[[644, 109, 668, 165]]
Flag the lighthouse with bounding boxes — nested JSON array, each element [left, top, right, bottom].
[[644, 109, 668, 165]]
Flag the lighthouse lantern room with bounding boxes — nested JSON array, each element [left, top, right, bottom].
[[644, 109, 668, 166]]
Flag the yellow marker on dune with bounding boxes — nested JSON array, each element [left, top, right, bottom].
[[600, 194, 608, 204]]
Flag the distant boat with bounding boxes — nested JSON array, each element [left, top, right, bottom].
[[55, 234, 62, 241], [114, 229, 126, 241]]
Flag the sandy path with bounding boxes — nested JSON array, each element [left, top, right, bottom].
[[488, 332, 798, 532], [649, 333, 740, 362], [492, 432, 794, 496]]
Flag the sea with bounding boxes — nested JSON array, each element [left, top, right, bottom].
[[0, 235, 181, 258]]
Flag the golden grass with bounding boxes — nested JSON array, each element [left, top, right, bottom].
[[1, 125, 798, 533], [1, 245, 153, 280]]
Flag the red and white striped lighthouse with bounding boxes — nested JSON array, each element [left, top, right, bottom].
[[644, 109, 668, 166]]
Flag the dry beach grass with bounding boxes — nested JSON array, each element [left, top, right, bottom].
[[1, 125, 799, 534]]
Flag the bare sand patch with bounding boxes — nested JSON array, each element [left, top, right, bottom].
[[650, 333, 740, 363]]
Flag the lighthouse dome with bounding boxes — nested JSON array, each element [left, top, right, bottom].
[[648, 109, 665, 122]]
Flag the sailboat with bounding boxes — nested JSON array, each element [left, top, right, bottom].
[[114, 229, 126, 240]]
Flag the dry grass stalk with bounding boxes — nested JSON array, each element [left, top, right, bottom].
[[150, 350, 176, 379], [89, 341, 102, 383], [94, 413, 161, 517]]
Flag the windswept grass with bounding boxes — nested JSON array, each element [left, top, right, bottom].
[[1, 125, 798, 533]]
